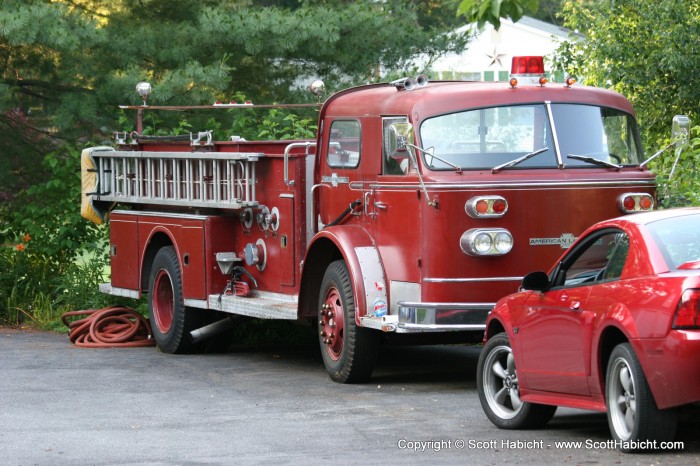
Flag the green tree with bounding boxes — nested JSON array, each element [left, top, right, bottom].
[[554, 0, 700, 146], [456, 0, 540, 29], [532, 0, 565, 26], [553, 0, 700, 206], [0, 0, 468, 197]]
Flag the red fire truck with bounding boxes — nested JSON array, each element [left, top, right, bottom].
[[82, 57, 660, 383]]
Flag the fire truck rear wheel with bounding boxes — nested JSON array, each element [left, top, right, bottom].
[[318, 260, 379, 383], [148, 246, 204, 354]]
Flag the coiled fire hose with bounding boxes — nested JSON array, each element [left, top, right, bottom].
[[61, 306, 156, 348]]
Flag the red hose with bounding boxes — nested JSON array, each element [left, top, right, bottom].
[[61, 306, 156, 348]]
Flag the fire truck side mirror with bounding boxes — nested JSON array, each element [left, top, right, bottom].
[[388, 122, 418, 173], [672, 115, 691, 148], [640, 114, 692, 170], [389, 121, 414, 151]]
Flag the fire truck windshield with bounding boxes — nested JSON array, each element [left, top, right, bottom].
[[419, 103, 642, 171]]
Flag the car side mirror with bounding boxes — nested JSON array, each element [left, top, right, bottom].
[[521, 271, 550, 292]]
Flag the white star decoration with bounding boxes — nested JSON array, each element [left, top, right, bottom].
[[486, 48, 507, 68]]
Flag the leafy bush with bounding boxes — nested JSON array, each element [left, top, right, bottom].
[[651, 125, 700, 208], [0, 148, 122, 328], [134, 100, 318, 142]]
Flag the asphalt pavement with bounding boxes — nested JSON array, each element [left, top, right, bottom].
[[1, 327, 699, 465]]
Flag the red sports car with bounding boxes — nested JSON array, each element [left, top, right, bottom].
[[477, 207, 700, 450]]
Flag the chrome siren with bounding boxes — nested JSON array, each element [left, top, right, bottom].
[[391, 75, 429, 91]]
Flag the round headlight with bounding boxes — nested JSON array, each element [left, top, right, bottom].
[[461, 228, 514, 256], [474, 232, 493, 254], [494, 231, 514, 253]]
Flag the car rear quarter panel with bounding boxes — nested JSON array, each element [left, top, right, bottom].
[[591, 274, 700, 408], [630, 331, 700, 409]]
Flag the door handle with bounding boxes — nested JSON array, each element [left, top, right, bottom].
[[375, 201, 387, 210], [363, 192, 376, 218]]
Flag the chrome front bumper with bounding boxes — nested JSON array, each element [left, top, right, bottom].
[[360, 301, 494, 333]]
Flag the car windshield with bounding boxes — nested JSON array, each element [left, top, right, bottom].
[[419, 103, 642, 170], [647, 214, 700, 269]]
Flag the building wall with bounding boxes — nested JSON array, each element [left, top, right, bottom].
[[426, 16, 573, 83]]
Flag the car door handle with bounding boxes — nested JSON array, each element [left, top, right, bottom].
[[375, 202, 387, 210]]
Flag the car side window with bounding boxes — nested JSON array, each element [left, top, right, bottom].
[[556, 230, 629, 287]]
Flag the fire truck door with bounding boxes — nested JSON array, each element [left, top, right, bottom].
[[366, 116, 422, 302], [368, 185, 421, 284], [317, 119, 363, 228]]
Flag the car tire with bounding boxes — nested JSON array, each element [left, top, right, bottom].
[[318, 260, 379, 383], [477, 332, 557, 429], [605, 343, 677, 450]]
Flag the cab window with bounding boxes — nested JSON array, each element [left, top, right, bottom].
[[328, 120, 361, 168], [382, 116, 411, 174]]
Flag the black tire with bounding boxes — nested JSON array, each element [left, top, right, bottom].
[[148, 246, 204, 354], [605, 343, 677, 450], [318, 260, 379, 383], [477, 332, 557, 429]]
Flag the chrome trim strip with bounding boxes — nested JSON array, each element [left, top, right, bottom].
[[423, 277, 522, 283], [367, 180, 655, 190], [399, 323, 486, 331], [112, 209, 211, 220], [545, 101, 564, 168], [360, 316, 486, 333], [396, 300, 493, 333], [398, 301, 495, 310]]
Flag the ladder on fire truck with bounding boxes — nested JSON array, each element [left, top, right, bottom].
[[85, 146, 262, 210]]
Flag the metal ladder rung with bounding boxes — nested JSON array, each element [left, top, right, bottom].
[[92, 150, 262, 209]]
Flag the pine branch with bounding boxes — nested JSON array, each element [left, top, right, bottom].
[[11, 79, 88, 94]]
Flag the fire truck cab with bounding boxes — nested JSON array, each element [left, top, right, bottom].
[[82, 57, 660, 383]]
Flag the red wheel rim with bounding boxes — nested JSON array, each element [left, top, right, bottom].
[[152, 269, 174, 333], [320, 287, 345, 361]]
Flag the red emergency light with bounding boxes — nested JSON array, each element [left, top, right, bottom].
[[511, 56, 545, 75], [509, 56, 547, 88]]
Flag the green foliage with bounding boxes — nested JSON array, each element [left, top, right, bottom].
[[457, 0, 539, 29], [135, 104, 318, 142], [255, 109, 317, 140], [554, 0, 700, 149], [0, 146, 119, 328], [652, 126, 700, 208], [0, 1, 468, 178], [10, 150, 104, 266]]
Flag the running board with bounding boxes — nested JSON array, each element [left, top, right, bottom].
[[208, 291, 298, 320]]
